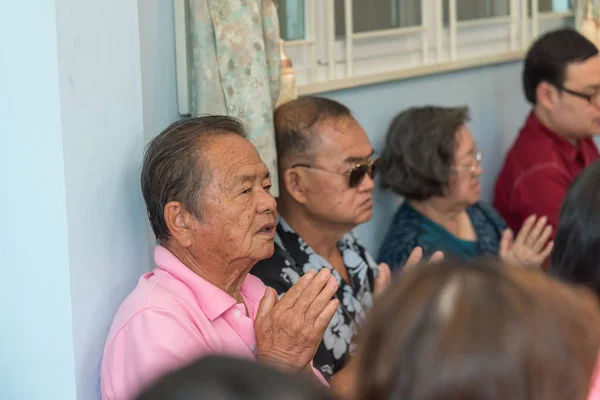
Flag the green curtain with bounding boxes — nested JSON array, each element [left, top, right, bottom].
[[188, 0, 282, 195]]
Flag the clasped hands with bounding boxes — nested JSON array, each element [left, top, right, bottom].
[[254, 268, 338, 374], [253, 245, 447, 378]]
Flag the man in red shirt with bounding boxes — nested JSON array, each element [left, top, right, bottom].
[[494, 29, 600, 240]]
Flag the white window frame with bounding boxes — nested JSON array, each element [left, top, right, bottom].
[[174, 0, 574, 115]]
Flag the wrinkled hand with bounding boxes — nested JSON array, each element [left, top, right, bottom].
[[499, 215, 554, 268], [374, 263, 391, 297], [254, 269, 339, 373], [403, 246, 444, 271]]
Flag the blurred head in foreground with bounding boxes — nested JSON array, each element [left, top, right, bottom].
[[136, 355, 335, 400], [357, 259, 600, 400], [550, 159, 600, 298]]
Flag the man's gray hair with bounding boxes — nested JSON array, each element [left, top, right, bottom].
[[141, 115, 246, 244]]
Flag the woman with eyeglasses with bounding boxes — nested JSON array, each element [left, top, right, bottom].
[[377, 106, 553, 271]]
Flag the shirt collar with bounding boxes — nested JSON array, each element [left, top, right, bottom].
[[277, 216, 351, 250], [153, 246, 264, 321], [525, 111, 579, 162], [277, 216, 377, 272]]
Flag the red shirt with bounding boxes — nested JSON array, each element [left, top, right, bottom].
[[494, 112, 599, 239]]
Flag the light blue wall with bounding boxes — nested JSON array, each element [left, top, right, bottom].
[[324, 62, 530, 255], [138, 0, 182, 259], [0, 2, 76, 399], [55, 0, 150, 398], [2, 1, 151, 399], [139, 0, 180, 144]]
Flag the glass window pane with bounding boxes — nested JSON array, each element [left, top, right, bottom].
[[278, 0, 305, 41], [444, 0, 510, 25], [532, 0, 572, 14], [335, 0, 422, 38]]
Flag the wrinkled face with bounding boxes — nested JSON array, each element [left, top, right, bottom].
[[548, 56, 600, 139], [190, 134, 277, 264], [445, 125, 482, 206], [299, 117, 375, 230]]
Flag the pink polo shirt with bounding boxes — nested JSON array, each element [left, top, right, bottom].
[[589, 356, 600, 400], [101, 246, 269, 399]]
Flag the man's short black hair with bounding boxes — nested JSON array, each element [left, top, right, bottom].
[[523, 28, 598, 104]]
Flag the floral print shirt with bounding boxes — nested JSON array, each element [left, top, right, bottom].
[[251, 217, 377, 381]]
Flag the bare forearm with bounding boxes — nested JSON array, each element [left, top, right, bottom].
[[329, 362, 357, 399]]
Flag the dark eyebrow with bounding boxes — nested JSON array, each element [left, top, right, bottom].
[[344, 150, 375, 164]]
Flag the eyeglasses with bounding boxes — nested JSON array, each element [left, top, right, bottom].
[[291, 158, 380, 188], [452, 149, 482, 174], [556, 85, 600, 105]]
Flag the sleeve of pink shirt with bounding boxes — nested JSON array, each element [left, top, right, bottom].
[[101, 307, 211, 400], [589, 356, 600, 400]]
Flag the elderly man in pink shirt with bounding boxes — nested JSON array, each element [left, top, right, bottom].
[[101, 116, 340, 400]]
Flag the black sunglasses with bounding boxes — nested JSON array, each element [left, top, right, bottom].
[[292, 158, 379, 188]]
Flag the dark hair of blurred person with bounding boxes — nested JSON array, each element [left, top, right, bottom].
[[551, 160, 600, 297], [136, 356, 335, 400], [356, 259, 600, 400]]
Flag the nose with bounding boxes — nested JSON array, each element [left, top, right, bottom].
[[358, 172, 375, 192], [474, 163, 483, 177], [592, 95, 600, 110], [257, 186, 277, 215]]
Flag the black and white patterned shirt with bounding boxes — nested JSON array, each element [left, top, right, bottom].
[[251, 217, 378, 380]]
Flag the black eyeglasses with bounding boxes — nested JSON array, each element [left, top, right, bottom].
[[291, 158, 380, 188], [556, 85, 600, 105]]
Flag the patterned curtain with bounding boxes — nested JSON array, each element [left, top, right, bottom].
[[188, 0, 282, 195]]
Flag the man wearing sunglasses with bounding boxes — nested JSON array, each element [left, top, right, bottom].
[[251, 97, 437, 396], [494, 29, 600, 249]]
